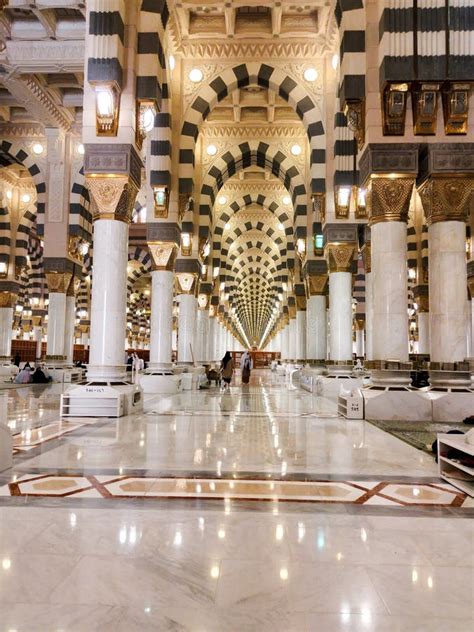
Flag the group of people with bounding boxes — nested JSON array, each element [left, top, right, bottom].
[[220, 350, 253, 390], [14, 362, 51, 384], [126, 352, 145, 372]]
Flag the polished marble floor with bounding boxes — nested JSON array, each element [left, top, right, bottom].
[[0, 371, 472, 631]]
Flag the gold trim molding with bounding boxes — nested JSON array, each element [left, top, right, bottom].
[[418, 177, 474, 225], [148, 242, 178, 272], [367, 177, 415, 225], [325, 243, 357, 274], [86, 175, 139, 223]]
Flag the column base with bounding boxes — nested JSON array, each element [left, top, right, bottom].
[[86, 364, 128, 382], [365, 361, 412, 389], [326, 360, 353, 377], [146, 362, 174, 372], [61, 382, 143, 418], [428, 368, 472, 391]]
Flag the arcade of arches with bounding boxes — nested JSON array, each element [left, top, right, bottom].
[[0, 2, 473, 630]]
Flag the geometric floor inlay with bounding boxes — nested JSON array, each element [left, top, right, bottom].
[[0, 474, 469, 507]]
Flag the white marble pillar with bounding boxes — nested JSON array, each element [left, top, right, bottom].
[[470, 299, 474, 358], [0, 307, 13, 358], [355, 328, 365, 358], [296, 311, 306, 360], [418, 311, 430, 355], [281, 325, 289, 359], [88, 220, 129, 381], [177, 294, 197, 364], [149, 270, 174, 368], [466, 300, 472, 358], [195, 308, 209, 363], [372, 222, 408, 362], [64, 294, 76, 364], [329, 272, 353, 361], [288, 318, 297, 360], [429, 221, 467, 363], [365, 271, 373, 361], [208, 316, 216, 362], [306, 295, 327, 360], [46, 292, 67, 357], [34, 325, 43, 361]]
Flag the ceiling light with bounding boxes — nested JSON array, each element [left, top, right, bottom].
[[303, 67, 318, 82], [332, 54, 339, 70], [6, 190, 12, 200], [218, 195, 227, 205], [283, 196, 291, 205], [32, 143, 44, 155], [207, 144, 217, 156], [189, 68, 203, 83], [169, 55, 176, 71], [22, 194, 31, 204], [291, 144, 302, 156], [224, 222, 230, 230], [278, 222, 284, 230]]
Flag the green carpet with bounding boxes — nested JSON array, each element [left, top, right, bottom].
[[367, 419, 467, 453]]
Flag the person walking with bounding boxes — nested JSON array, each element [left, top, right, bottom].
[[240, 350, 252, 385], [220, 351, 233, 391]]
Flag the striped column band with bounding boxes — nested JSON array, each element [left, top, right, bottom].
[[14, 209, 36, 272], [379, 0, 415, 84], [70, 167, 92, 241], [333, 108, 357, 188], [353, 255, 365, 316], [0, 191, 10, 266], [136, 1, 167, 110], [335, 0, 366, 104], [149, 83, 171, 190], [87, 0, 126, 90], [26, 235, 45, 303]]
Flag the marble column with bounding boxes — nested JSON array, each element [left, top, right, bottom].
[[45, 274, 71, 359], [296, 310, 306, 360], [208, 314, 216, 362], [195, 299, 210, 363], [176, 272, 198, 364], [355, 319, 365, 358], [85, 169, 139, 381], [325, 243, 356, 363], [305, 272, 328, 361], [417, 311, 430, 355], [64, 290, 76, 364], [281, 324, 289, 360], [418, 174, 473, 367], [371, 220, 409, 362], [149, 268, 174, 368], [0, 297, 15, 359], [288, 318, 297, 360], [362, 244, 373, 361], [427, 221, 468, 362], [32, 316, 43, 361]]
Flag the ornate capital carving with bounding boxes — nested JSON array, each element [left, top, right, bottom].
[[344, 99, 365, 150], [197, 293, 209, 310], [418, 177, 473, 225], [325, 243, 357, 274], [0, 291, 17, 308], [86, 176, 139, 223], [361, 243, 371, 274], [368, 177, 415, 225], [148, 242, 178, 272], [176, 272, 197, 295], [45, 272, 73, 294], [306, 274, 328, 296]]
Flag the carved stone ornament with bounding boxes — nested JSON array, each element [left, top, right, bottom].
[[86, 176, 139, 223], [306, 274, 328, 296], [197, 293, 209, 310], [0, 291, 17, 308], [45, 271, 73, 294], [418, 177, 474, 226], [148, 242, 178, 272], [361, 243, 371, 274], [68, 235, 87, 265], [325, 243, 357, 274], [176, 272, 197, 295], [368, 177, 415, 225], [295, 295, 307, 311], [312, 193, 325, 223], [344, 99, 365, 150]]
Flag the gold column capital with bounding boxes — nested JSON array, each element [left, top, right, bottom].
[[148, 242, 178, 271], [45, 271, 73, 294], [418, 176, 473, 226], [306, 274, 328, 296], [86, 175, 139, 223], [0, 291, 17, 308], [367, 176, 415, 225], [176, 272, 197, 295], [361, 243, 371, 274], [325, 243, 357, 273]]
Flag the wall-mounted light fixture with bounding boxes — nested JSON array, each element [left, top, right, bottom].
[[152, 186, 169, 219], [0, 261, 7, 278], [355, 187, 367, 219], [94, 84, 120, 136], [335, 186, 351, 219], [136, 99, 157, 149], [181, 232, 192, 256]]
